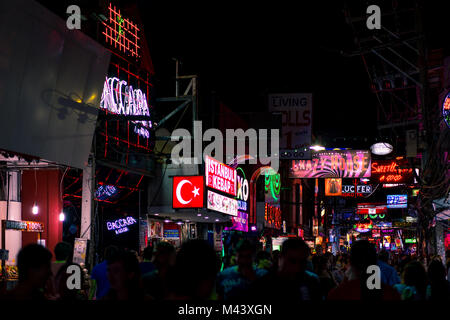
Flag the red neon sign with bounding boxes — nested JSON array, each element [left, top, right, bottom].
[[102, 3, 140, 58], [265, 203, 282, 229], [371, 160, 413, 184]]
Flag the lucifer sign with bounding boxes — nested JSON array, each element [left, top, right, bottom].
[[173, 176, 204, 208]]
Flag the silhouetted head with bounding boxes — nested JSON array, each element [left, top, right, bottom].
[[279, 238, 310, 278], [350, 240, 377, 276], [235, 239, 254, 270], [172, 240, 219, 299], [142, 245, 153, 261], [54, 242, 72, 262], [427, 260, 446, 284], [154, 241, 176, 270], [104, 245, 120, 262], [378, 249, 389, 263], [17, 244, 52, 287], [107, 249, 141, 292]]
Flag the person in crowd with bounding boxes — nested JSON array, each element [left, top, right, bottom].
[[331, 254, 345, 285], [445, 250, 450, 283], [377, 249, 401, 286], [426, 259, 450, 300], [393, 260, 427, 300], [142, 241, 176, 300], [103, 249, 150, 300], [139, 245, 156, 276], [271, 250, 280, 273], [216, 240, 268, 301], [1, 244, 52, 300], [46, 241, 73, 299], [168, 240, 219, 300], [54, 262, 87, 300], [250, 238, 322, 301], [255, 250, 272, 271], [328, 241, 400, 300], [314, 253, 337, 298], [89, 245, 119, 300]]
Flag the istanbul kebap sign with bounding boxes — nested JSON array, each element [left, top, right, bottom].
[[289, 150, 371, 178]]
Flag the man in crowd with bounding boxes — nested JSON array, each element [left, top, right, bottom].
[[1, 244, 52, 300], [216, 240, 268, 301], [139, 245, 155, 276], [328, 240, 400, 300], [89, 245, 119, 300], [377, 249, 401, 286], [250, 238, 322, 301]]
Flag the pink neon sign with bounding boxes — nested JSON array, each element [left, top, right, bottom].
[[100, 77, 151, 138]]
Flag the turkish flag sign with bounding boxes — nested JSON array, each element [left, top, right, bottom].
[[173, 176, 204, 208]]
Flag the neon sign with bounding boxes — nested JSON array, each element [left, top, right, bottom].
[[265, 172, 281, 202], [371, 160, 413, 184], [405, 238, 416, 244], [102, 3, 140, 58], [354, 221, 373, 233], [443, 92, 450, 128], [100, 77, 151, 138], [107, 216, 137, 235], [95, 185, 118, 200], [290, 150, 371, 178], [265, 203, 282, 229]]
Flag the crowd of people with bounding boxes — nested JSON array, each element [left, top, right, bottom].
[[1, 238, 449, 301]]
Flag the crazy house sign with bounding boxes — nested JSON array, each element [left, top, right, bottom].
[[100, 77, 152, 138], [289, 150, 371, 178]]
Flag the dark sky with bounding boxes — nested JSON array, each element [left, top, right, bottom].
[[137, 1, 446, 140]]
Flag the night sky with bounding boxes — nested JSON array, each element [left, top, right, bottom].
[[139, 1, 447, 141], [139, 1, 382, 140]]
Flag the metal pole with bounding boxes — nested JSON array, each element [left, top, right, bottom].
[[175, 59, 179, 98]]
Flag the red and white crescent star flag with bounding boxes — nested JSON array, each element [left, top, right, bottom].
[[173, 176, 204, 208]]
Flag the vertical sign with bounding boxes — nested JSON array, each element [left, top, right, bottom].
[[268, 93, 312, 159]]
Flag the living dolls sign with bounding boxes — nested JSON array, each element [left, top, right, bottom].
[[289, 150, 371, 178]]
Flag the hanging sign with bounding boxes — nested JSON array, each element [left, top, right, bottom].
[[443, 91, 450, 128], [289, 150, 371, 178]]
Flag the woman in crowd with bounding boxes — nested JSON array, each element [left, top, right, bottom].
[[393, 261, 427, 300], [426, 259, 450, 300]]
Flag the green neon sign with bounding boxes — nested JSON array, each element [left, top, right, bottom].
[[265, 172, 281, 201]]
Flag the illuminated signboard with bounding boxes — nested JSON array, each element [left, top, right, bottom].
[[404, 238, 417, 244], [100, 77, 151, 138], [289, 150, 371, 178], [341, 184, 373, 197], [354, 221, 373, 233], [95, 185, 119, 201], [357, 204, 387, 218], [265, 171, 281, 203], [225, 211, 249, 232], [102, 3, 140, 58], [325, 178, 342, 196], [443, 92, 450, 128], [106, 216, 137, 235], [387, 195, 408, 209], [371, 160, 413, 184], [236, 167, 249, 209], [205, 156, 237, 196], [265, 203, 282, 229], [164, 229, 180, 238], [172, 176, 204, 208], [3, 220, 44, 233], [207, 190, 238, 216]]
